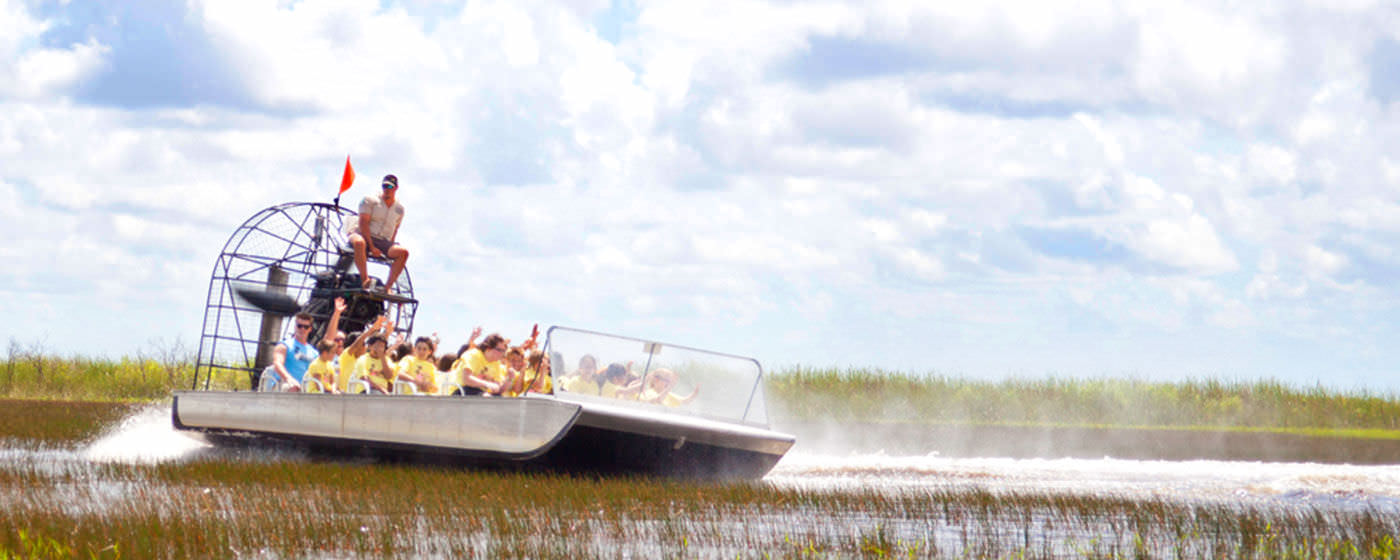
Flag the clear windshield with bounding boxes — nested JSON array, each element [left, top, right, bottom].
[[543, 326, 769, 427]]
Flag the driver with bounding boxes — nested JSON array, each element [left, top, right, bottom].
[[347, 174, 409, 292]]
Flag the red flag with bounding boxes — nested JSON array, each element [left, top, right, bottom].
[[338, 155, 355, 195]]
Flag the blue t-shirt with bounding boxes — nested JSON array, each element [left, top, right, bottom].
[[281, 337, 317, 383]]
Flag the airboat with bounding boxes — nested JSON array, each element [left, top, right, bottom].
[[174, 201, 794, 478]]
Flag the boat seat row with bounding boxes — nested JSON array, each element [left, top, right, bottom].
[[256, 367, 462, 396]]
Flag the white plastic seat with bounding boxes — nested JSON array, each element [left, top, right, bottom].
[[303, 378, 325, 393], [258, 367, 283, 392], [392, 380, 419, 395], [434, 371, 460, 396], [347, 378, 373, 394]]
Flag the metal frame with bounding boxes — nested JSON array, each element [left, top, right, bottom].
[[193, 202, 418, 390], [541, 325, 769, 426]]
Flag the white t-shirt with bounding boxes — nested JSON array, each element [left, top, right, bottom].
[[350, 195, 405, 240]]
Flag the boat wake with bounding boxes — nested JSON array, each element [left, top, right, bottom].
[[72, 405, 1400, 513], [768, 452, 1400, 509], [83, 404, 210, 464]]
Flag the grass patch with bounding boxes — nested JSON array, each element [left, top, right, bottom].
[[0, 399, 138, 444], [767, 366, 1400, 432], [1, 454, 1397, 558], [7, 340, 1400, 434], [1, 339, 201, 401]]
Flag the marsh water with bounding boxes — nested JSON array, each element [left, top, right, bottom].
[[62, 405, 1400, 508], [9, 405, 1400, 557]]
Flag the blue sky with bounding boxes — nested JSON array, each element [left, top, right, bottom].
[[4, 0, 1400, 391]]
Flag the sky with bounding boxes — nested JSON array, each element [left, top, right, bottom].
[[4, 0, 1400, 391]]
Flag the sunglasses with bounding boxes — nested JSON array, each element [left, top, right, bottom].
[[295, 323, 312, 329]]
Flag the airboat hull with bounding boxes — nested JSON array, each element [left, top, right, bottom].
[[171, 391, 794, 479]]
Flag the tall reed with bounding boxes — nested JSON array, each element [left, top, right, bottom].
[[2, 455, 1397, 559], [767, 366, 1400, 431]]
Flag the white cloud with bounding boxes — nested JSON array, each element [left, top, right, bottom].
[[1131, 3, 1286, 116], [1136, 215, 1237, 273], [0, 2, 109, 99], [6, 1, 1400, 387], [1305, 244, 1347, 277], [890, 247, 944, 282], [1246, 144, 1298, 186]]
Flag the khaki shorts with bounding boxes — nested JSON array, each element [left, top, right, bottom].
[[351, 233, 398, 255]]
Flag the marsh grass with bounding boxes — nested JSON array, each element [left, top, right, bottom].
[[768, 366, 1400, 432], [8, 339, 1400, 434], [0, 399, 138, 443], [2, 455, 1398, 559], [2, 398, 1399, 557]]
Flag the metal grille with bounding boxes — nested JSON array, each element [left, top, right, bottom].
[[193, 202, 418, 390]]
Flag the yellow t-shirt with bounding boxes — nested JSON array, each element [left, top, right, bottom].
[[456, 348, 508, 385], [600, 380, 624, 399], [304, 358, 335, 393], [563, 375, 600, 396], [337, 350, 359, 393], [353, 354, 393, 393], [522, 369, 553, 394], [396, 356, 438, 395], [641, 389, 687, 407]]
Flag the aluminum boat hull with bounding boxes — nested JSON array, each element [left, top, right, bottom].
[[171, 391, 794, 479]]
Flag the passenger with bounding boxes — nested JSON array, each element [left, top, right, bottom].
[[389, 340, 412, 370], [561, 354, 600, 395], [335, 330, 363, 392], [505, 347, 527, 376], [599, 363, 632, 399], [435, 353, 458, 395], [267, 311, 318, 392], [501, 349, 551, 396], [436, 353, 457, 373], [322, 297, 348, 379], [395, 336, 439, 394], [522, 350, 553, 395], [347, 174, 409, 292], [328, 330, 348, 377], [304, 339, 341, 394], [351, 334, 395, 394], [337, 316, 391, 392], [452, 333, 514, 396], [637, 368, 699, 407]]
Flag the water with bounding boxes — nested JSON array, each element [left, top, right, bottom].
[[84, 405, 212, 464], [35, 404, 1400, 514], [769, 453, 1400, 511], [5, 405, 1399, 556]]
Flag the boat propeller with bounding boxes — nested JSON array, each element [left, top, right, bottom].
[[233, 287, 303, 316]]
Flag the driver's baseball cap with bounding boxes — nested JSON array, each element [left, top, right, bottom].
[[382, 174, 398, 189]]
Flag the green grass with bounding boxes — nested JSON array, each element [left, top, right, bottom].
[[0, 399, 139, 443], [2, 453, 1398, 558], [3, 394, 1400, 557], [8, 340, 1400, 434], [766, 366, 1400, 433]]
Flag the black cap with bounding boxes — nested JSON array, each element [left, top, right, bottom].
[[382, 174, 398, 189]]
